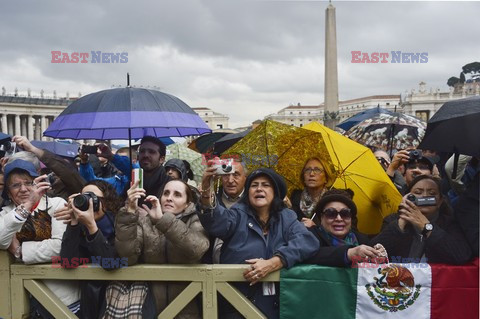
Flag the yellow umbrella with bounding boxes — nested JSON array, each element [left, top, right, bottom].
[[225, 120, 337, 196], [303, 121, 402, 234]]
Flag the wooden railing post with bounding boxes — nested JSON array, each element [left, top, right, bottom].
[[0, 251, 13, 319]]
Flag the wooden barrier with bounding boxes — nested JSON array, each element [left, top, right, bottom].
[[4, 254, 279, 319]]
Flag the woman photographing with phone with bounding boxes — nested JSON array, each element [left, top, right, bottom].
[[372, 175, 472, 264], [111, 179, 209, 318]]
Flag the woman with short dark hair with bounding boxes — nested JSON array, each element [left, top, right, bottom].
[[199, 167, 319, 319], [372, 175, 472, 264], [307, 189, 386, 267], [54, 180, 124, 319]]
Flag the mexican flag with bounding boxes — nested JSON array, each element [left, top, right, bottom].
[[280, 259, 479, 319]]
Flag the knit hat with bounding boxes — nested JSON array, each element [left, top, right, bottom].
[[245, 168, 287, 199], [314, 189, 357, 219], [2, 159, 39, 199], [164, 159, 188, 182]]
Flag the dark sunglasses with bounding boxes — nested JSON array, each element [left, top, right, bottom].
[[322, 207, 352, 220]]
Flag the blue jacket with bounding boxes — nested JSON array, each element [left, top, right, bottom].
[[198, 201, 319, 318], [79, 155, 139, 195]]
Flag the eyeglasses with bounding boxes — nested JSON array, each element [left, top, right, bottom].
[[322, 207, 352, 220], [304, 168, 324, 175], [9, 181, 35, 190], [376, 157, 389, 166]]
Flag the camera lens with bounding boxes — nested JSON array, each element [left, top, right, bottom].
[[407, 194, 416, 203], [222, 164, 232, 173], [409, 150, 422, 161], [73, 194, 90, 211]]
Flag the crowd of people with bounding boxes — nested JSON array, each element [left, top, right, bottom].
[[0, 132, 478, 319]]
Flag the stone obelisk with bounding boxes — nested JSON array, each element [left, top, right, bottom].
[[324, 2, 339, 129]]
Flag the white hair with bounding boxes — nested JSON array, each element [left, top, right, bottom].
[[6, 151, 41, 171]]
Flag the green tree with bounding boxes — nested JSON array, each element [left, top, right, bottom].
[[447, 76, 460, 87], [462, 62, 480, 81]]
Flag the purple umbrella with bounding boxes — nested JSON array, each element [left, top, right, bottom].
[[44, 79, 210, 168], [44, 87, 210, 140]]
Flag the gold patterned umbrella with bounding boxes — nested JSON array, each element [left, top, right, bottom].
[[225, 120, 336, 197]]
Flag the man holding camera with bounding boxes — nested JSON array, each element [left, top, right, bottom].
[[386, 149, 434, 195], [201, 158, 248, 263], [216, 159, 248, 209]]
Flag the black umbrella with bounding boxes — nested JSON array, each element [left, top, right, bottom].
[[213, 129, 251, 155], [419, 96, 480, 157]]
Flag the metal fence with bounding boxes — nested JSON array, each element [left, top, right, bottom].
[[0, 251, 279, 319]]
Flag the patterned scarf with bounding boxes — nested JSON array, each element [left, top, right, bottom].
[[103, 281, 149, 319], [318, 225, 359, 247], [16, 197, 52, 243], [299, 188, 324, 218]]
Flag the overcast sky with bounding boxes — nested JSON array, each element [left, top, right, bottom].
[[1, 0, 479, 128]]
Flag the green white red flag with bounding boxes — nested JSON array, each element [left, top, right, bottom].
[[280, 259, 479, 319]]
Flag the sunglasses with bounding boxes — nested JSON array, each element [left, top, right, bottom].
[[322, 207, 352, 220]]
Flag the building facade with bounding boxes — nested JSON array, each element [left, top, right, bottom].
[[265, 95, 400, 128], [0, 94, 70, 141], [192, 107, 229, 130], [266, 81, 480, 129], [265, 104, 323, 127], [401, 81, 480, 121]]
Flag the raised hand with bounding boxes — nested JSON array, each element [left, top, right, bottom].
[[126, 181, 146, 214], [142, 195, 163, 219], [53, 202, 77, 225], [22, 175, 51, 211]]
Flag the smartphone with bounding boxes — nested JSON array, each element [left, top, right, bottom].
[[131, 168, 144, 189], [81, 145, 98, 154]]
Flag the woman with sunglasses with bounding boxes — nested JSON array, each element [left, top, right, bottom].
[[54, 180, 124, 318], [307, 189, 386, 267], [289, 157, 331, 228]]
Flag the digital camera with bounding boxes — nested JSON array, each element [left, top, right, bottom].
[[45, 172, 56, 185], [0, 141, 17, 158], [408, 150, 423, 161], [73, 191, 100, 212], [406, 194, 437, 206], [213, 158, 235, 175]]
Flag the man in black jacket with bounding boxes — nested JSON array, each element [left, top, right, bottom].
[[136, 136, 170, 198]]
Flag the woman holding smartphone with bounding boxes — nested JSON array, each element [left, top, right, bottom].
[[110, 179, 209, 318]]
